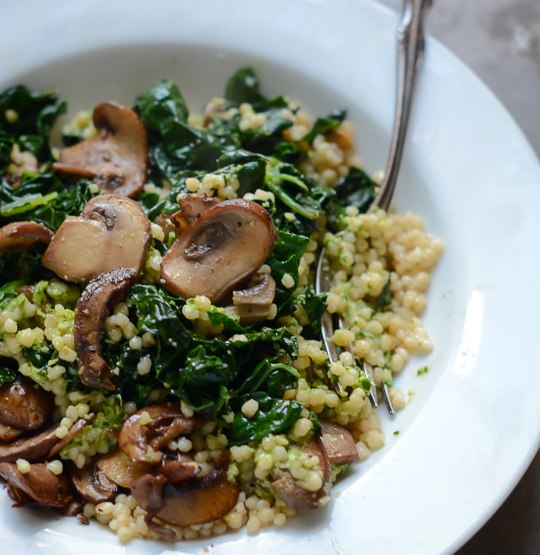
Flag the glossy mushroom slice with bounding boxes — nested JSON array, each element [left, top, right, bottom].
[[0, 221, 53, 252], [170, 193, 221, 233], [71, 463, 118, 504], [161, 198, 276, 303], [119, 404, 196, 464], [96, 449, 152, 489], [0, 424, 22, 443], [0, 379, 54, 432], [41, 194, 150, 283], [0, 462, 74, 509], [0, 418, 87, 464], [319, 422, 358, 465], [53, 101, 148, 198], [74, 267, 139, 390], [231, 273, 277, 324], [270, 437, 331, 512], [131, 467, 240, 527]]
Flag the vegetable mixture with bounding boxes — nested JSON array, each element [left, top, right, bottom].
[[0, 68, 443, 541]]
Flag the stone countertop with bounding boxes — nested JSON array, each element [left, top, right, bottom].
[[379, 1, 540, 553]]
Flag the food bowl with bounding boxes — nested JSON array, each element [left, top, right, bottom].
[[0, 1, 539, 554]]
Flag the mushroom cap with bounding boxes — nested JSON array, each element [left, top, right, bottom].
[[71, 464, 118, 504], [161, 198, 276, 303], [118, 404, 196, 464], [320, 422, 358, 465], [271, 436, 331, 511], [0, 462, 74, 508], [131, 467, 240, 527], [96, 449, 152, 489], [53, 101, 148, 198], [0, 379, 54, 431], [74, 267, 139, 390], [0, 418, 87, 464], [0, 221, 53, 252], [42, 194, 150, 283]]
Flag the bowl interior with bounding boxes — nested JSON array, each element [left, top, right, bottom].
[[0, 39, 460, 549]]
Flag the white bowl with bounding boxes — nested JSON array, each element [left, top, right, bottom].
[[1, 1, 539, 553]]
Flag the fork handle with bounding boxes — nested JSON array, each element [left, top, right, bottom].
[[374, 0, 431, 211]]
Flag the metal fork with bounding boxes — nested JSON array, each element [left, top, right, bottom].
[[315, 0, 432, 415]]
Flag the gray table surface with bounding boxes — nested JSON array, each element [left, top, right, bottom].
[[380, 1, 540, 553]]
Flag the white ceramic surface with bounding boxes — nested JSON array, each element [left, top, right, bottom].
[[0, 1, 539, 553]]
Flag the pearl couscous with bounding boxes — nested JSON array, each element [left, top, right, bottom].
[[0, 68, 442, 543]]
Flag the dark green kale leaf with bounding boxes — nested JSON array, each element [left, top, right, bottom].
[[293, 285, 327, 337], [127, 284, 191, 375], [0, 171, 96, 230], [302, 109, 346, 144], [0, 280, 25, 306], [224, 67, 266, 106], [0, 85, 66, 167], [267, 229, 309, 315], [0, 359, 18, 387], [135, 80, 223, 187], [326, 166, 377, 231], [227, 393, 303, 446]]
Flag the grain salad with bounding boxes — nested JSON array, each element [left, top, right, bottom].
[[0, 68, 442, 542]]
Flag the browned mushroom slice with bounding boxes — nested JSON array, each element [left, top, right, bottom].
[[0, 424, 60, 463], [131, 467, 239, 527], [53, 102, 148, 198], [320, 422, 358, 465], [48, 418, 89, 457], [0, 221, 53, 252], [171, 193, 221, 233], [0, 423, 22, 443], [160, 454, 200, 484], [96, 449, 152, 488], [41, 194, 150, 283], [0, 462, 73, 508], [71, 464, 118, 504], [231, 273, 277, 324], [119, 404, 196, 464], [232, 273, 276, 306], [271, 437, 331, 512], [74, 267, 138, 390], [0, 379, 54, 431], [0, 418, 87, 463], [161, 199, 276, 303]]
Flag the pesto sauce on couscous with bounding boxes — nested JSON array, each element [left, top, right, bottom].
[[0, 68, 442, 542]]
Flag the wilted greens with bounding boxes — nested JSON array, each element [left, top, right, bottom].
[[0, 68, 378, 443]]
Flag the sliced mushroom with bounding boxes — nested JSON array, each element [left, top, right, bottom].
[[0, 221, 53, 252], [74, 267, 138, 390], [0, 462, 73, 508], [231, 273, 277, 324], [0, 418, 87, 463], [131, 467, 239, 527], [232, 273, 276, 306], [53, 102, 148, 198], [0, 424, 59, 463], [172, 193, 221, 233], [161, 199, 276, 303], [320, 422, 358, 465], [41, 194, 150, 282], [0, 379, 54, 431], [160, 454, 200, 484], [270, 437, 331, 512], [0, 423, 22, 443], [96, 449, 152, 488], [119, 404, 195, 464], [71, 463, 118, 503]]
